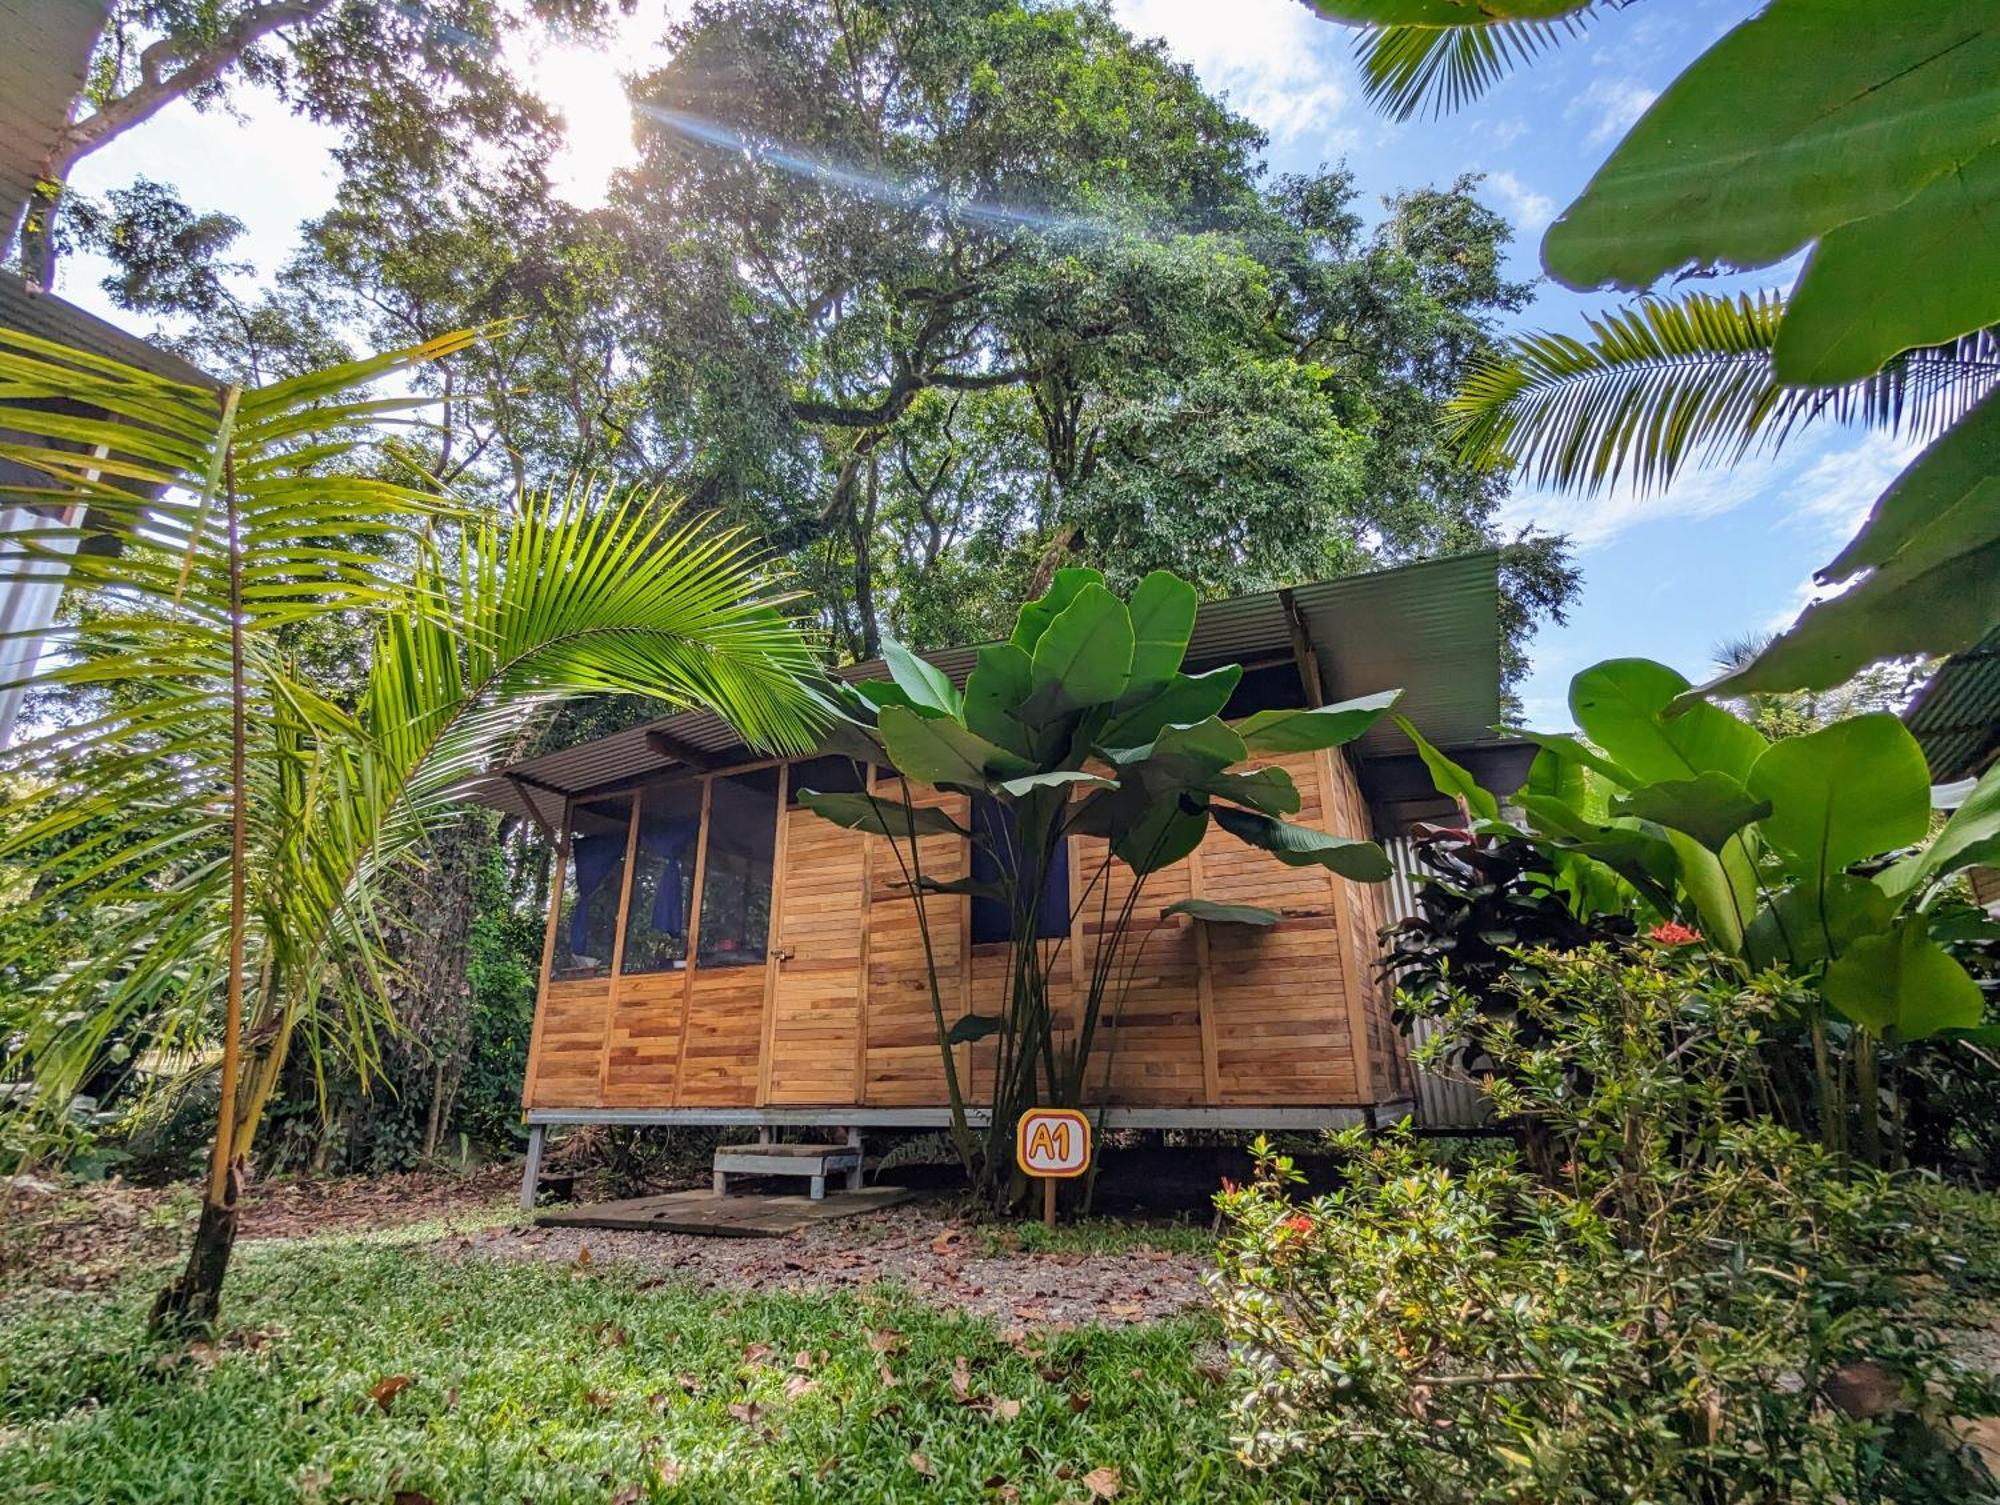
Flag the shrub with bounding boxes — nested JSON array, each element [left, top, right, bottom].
[[1213, 946, 2000, 1502]]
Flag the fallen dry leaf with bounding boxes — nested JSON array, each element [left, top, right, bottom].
[[865, 1326, 904, 1354], [584, 1389, 615, 1411], [1067, 1390, 1093, 1414], [784, 1374, 819, 1401], [728, 1401, 764, 1425], [909, 1452, 935, 1477], [950, 1354, 973, 1400], [877, 1361, 900, 1388], [573, 1243, 592, 1269], [991, 1397, 1023, 1421], [368, 1375, 413, 1413], [743, 1342, 775, 1366], [932, 1227, 964, 1254], [793, 1349, 814, 1372], [656, 1459, 684, 1485], [391, 1493, 437, 1505], [1083, 1465, 1122, 1499]]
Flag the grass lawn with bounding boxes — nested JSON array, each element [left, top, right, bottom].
[[0, 1215, 1315, 1504]]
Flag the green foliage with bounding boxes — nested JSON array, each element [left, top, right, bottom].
[[1216, 947, 2000, 1501], [1379, 824, 1632, 1078], [0, 328, 825, 1326], [1402, 657, 2000, 1164], [1308, 0, 2000, 693], [807, 567, 1400, 1204]]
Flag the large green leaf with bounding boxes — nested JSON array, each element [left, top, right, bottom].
[[1822, 918, 1986, 1039], [1123, 570, 1197, 702], [879, 637, 960, 717], [944, 1014, 1003, 1045], [1100, 666, 1241, 749], [962, 641, 1034, 757], [857, 678, 949, 720], [1612, 772, 1770, 852], [1878, 759, 2000, 902], [1163, 899, 1280, 926], [1519, 795, 1682, 914], [797, 789, 967, 841], [1236, 689, 1402, 755], [1200, 765, 1302, 818], [1570, 659, 1766, 784], [1121, 717, 1249, 794], [1507, 730, 1635, 792], [1702, 392, 2000, 699], [878, 704, 1034, 789], [1775, 143, 2000, 385], [1543, 1, 2000, 294], [1397, 715, 1498, 822], [1112, 794, 1210, 877], [1212, 805, 1391, 881], [1746, 714, 1931, 893], [1010, 568, 1103, 655], [1029, 582, 1134, 709], [993, 770, 1116, 799], [1744, 873, 1894, 972]]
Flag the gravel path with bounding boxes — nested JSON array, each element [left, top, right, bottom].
[[442, 1205, 1210, 1329]]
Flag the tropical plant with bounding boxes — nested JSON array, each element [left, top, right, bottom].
[[1377, 822, 1632, 1074], [797, 567, 1400, 1208], [0, 328, 822, 1326], [1401, 658, 2000, 1162], [1216, 946, 2000, 1501], [1306, 0, 2000, 699]]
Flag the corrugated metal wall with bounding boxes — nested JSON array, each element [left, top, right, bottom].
[[1381, 836, 1490, 1129]]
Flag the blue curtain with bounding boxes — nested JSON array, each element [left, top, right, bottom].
[[636, 815, 701, 935], [568, 831, 626, 956]]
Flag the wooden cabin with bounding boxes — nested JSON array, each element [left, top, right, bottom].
[[468, 553, 1530, 1191]]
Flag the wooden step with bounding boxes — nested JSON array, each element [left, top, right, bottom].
[[712, 1137, 864, 1201]]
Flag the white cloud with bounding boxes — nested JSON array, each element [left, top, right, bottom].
[[1497, 428, 1918, 555], [1482, 170, 1555, 234], [1111, 0, 1356, 148], [1570, 77, 1657, 144]]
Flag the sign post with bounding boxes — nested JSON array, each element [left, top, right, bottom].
[[1015, 1108, 1090, 1229]]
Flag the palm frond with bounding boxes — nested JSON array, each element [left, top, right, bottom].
[[1356, 13, 1589, 121], [1446, 291, 2000, 494]]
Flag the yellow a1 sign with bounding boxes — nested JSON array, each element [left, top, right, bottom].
[[1015, 1108, 1090, 1179]]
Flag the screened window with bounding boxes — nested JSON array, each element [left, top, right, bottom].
[[697, 768, 780, 967], [553, 796, 631, 980], [969, 795, 1071, 945], [620, 780, 705, 974]]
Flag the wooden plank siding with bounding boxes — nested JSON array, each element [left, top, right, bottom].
[[522, 743, 1408, 1114]]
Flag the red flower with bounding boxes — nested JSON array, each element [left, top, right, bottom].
[[1282, 1215, 1315, 1235], [1648, 920, 1702, 945]]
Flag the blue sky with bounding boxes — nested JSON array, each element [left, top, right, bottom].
[[54, 0, 1908, 732]]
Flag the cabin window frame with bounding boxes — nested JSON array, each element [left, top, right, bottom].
[[543, 757, 794, 988]]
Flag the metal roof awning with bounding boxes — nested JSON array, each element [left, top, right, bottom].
[[1905, 627, 2000, 785], [464, 551, 1508, 831]]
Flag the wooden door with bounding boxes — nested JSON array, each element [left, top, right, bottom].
[[763, 788, 871, 1104]]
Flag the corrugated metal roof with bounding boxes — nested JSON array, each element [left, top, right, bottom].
[[466, 551, 1506, 828], [0, 0, 104, 250], [0, 273, 214, 386], [1906, 627, 2000, 783]]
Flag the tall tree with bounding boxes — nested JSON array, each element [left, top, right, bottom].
[[20, 0, 616, 286], [0, 329, 822, 1324]]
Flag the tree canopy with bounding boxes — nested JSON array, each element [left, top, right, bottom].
[[61, 0, 1576, 684]]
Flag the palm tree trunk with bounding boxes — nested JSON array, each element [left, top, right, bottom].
[[153, 443, 250, 1335]]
